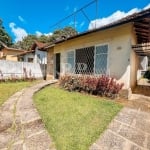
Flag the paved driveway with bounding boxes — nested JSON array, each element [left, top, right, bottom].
[[90, 98, 150, 150]]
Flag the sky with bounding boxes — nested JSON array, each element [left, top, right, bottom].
[[0, 0, 150, 42]]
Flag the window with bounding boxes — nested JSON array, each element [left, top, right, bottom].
[[75, 46, 94, 74], [67, 51, 75, 73], [95, 44, 108, 74], [28, 58, 34, 63]]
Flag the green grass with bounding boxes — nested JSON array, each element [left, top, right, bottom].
[[34, 86, 122, 150], [0, 81, 35, 106]]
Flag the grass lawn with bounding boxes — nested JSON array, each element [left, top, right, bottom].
[[0, 81, 35, 106], [34, 85, 123, 150]]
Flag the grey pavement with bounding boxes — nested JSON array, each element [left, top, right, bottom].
[[0, 80, 57, 150], [90, 97, 150, 150]]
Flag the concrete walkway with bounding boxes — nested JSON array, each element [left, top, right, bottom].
[[0, 80, 57, 150], [90, 97, 150, 150], [1, 81, 150, 150]]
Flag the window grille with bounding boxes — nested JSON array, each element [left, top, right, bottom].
[[75, 46, 94, 74], [60, 44, 108, 76]]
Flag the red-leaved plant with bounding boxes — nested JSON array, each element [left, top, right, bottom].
[[59, 74, 124, 99]]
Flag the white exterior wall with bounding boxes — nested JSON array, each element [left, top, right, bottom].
[[0, 60, 44, 78], [24, 53, 34, 62], [108, 34, 131, 89], [53, 24, 133, 89], [22, 48, 47, 64], [35, 48, 47, 64]]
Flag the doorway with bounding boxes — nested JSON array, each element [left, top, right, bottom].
[[55, 53, 60, 79]]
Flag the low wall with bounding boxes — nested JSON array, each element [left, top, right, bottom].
[[0, 60, 46, 79]]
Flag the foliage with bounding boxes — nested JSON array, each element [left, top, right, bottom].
[[34, 85, 122, 150], [143, 69, 150, 80], [0, 19, 12, 50], [12, 34, 53, 50], [12, 26, 77, 50], [59, 75, 124, 99], [12, 34, 38, 50], [51, 26, 77, 42]]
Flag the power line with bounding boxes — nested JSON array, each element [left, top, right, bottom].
[[49, 0, 98, 30]]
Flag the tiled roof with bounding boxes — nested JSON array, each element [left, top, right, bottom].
[[4, 47, 25, 52], [31, 41, 48, 50], [0, 41, 25, 52], [16, 50, 35, 56]]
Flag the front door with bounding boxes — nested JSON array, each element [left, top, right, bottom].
[[55, 53, 60, 79]]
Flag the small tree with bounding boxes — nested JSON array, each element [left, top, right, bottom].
[[0, 19, 12, 50]]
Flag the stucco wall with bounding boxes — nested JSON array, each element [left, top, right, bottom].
[[6, 55, 18, 61], [24, 53, 35, 62], [22, 49, 47, 64], [35, 49, 47, 64], [130, 27, 139, 89], [51, 24, 132, 89], [1, 48, 23, 61], [130, 50, 139, 89], [47, 48, 54, 79], [0, 60, 44, 78]]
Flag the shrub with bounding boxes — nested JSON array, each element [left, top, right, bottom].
[[59, 74, 124, 99]]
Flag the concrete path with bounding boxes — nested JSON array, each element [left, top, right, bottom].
[[0, 80, 57, 150], [90, 97, 150, 150], [1, 80, 150, 150]]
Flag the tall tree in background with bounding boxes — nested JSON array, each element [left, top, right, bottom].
[[0, 19, 12, 50], [13, 35, 37, 50], [51, 26, 77, 42], [12, 26, 77, 50]]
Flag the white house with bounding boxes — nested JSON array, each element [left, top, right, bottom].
[[18, 41, 47, 64]]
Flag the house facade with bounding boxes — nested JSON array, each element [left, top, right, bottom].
[[46, 8, 150, 93], [18, 41, 47, 64], [0, 47, 25, 61]]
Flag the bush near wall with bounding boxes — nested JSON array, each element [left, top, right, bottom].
[[59, 74, 124, 99]]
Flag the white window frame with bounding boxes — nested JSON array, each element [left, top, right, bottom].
[[94, 43, 109, 75], [64, 50, 75, 74]]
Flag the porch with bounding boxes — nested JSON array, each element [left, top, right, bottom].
[[131, 10, 150, 96], [132, 43, 150, 96]]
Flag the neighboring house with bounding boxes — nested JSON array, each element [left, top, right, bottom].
[[17, 41, 47, 64], [0, 41, 25, 61], [45, 8, 150, 94]]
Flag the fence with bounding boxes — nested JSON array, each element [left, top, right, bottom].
[[0, 60, 46, 79]]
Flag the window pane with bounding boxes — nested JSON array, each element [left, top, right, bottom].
[[67, 51, 74, 58], [95, 45, 108, 74], [96, 45, 108, 54], [67, 51, 75, 73]]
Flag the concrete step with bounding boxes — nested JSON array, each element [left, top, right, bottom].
[[132, 85, 150, 97], [130, 93, 150, 102]]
